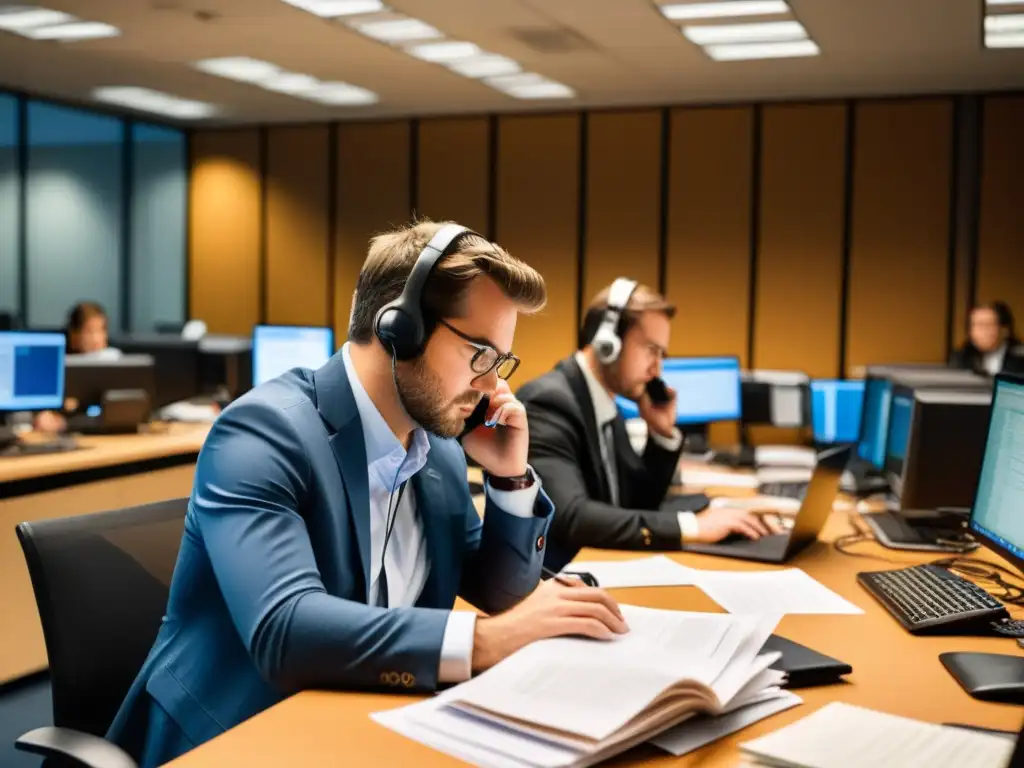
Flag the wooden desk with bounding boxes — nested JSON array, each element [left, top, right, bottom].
[[0, 424, 209, 683], [167, 496, 1024, 766]]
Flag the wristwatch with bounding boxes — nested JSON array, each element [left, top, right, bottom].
[[486, 467, 536, 491]]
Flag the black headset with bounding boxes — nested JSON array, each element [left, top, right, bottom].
[[372, 223, 479, 360]]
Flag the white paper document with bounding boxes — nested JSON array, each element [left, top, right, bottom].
[[755, 446, 817, 469], [710, 496, 802, 515], [680, 469, 759, 489], [651, 690, 803, 757], [694, 568, 864, 616], [562, 555, 696, 588], [740, 701, 1016, 768], [373, 606, 788, 768]]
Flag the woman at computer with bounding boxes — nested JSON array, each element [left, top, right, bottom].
[[33, 301, 120, 432], [949, 301, 1024, 376]]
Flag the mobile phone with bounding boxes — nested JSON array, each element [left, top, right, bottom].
[[646, 377, 671, 405]]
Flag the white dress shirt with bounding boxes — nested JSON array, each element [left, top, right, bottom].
[[573, 352, 698, 540], [341, 343, 540, 683], [982, 344, 1007, 377]]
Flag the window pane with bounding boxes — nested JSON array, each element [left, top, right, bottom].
[[0, 94, 17, 319], [26, 101, 123, 330], [131, 123, 186, 332]]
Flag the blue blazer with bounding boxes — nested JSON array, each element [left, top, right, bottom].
[[107, 352, 554, 766]]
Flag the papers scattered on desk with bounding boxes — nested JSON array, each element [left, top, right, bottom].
[[373, 606, 795, 768], [693, 568, 864, 616], [739, 701, 1016, 768], [651, 690, 802, 756], [562, 555, 696, 588], [680, 469, 759, 490]]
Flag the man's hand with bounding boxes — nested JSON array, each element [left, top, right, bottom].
[[33, 411, 67, 434], [637, 384, 677, 440], [471, 578, 629, 672], [690, 506, 784, 544], [461, 379, 529, 478]]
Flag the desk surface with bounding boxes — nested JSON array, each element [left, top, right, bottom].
[[168, 474, 1024, 767], [0, 423, 210, 484]]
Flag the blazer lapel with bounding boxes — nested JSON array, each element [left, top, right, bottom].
[[314, 353, 373, 602], [412, 453, 457, 608], [557, 357, 612, 504]]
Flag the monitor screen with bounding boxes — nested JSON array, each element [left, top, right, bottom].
[[0, 331, 66, 412], [884, 392, 914, 475], [615, 395, 640, 420], [810, 379, 865, 444], [253, 325, 335, 387], [663, 356, 741, 425], [857, 377, 893, 468], [970, 377, 1024, 567]]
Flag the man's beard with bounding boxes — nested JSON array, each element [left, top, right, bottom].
[[602, 361, 644, 402], [395, 355, 480, 438]]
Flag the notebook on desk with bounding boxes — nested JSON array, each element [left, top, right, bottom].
[[762, 635, 852, 688]]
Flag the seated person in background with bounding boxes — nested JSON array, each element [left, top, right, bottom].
[[31, 301, 121, 433], [516, 278, 775, 572], [107, 221, 626, 767], [949, 301, 1024, 376]]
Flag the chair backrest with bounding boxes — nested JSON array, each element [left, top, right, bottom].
[[16, 498, 188, 739]]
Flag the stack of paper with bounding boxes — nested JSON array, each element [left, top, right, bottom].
[[561, 555, 696, 588], [754, 446, 817, 469], [740, 701, 1016, 768], [373, 606, 799, 768]]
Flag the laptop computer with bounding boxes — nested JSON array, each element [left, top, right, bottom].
[[681, 443, 853, 563]]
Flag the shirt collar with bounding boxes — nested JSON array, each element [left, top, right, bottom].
[[342, 342, 430, 489], [574, 350, 619, 428]]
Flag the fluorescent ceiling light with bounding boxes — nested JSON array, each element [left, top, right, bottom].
[[194, 56, 281, 82], [986, 30, 1024, 46], [985, 13, 1024, 31], [350, 16, 442, 42], [21, 20, 119, 40], [305, 81, 378, 105], [705, 38, 819, 60], [282, 0, 385, 16], [683, 19, 806, 44], [660, 1, 789, 21], [502, 81, 575, 99], [0, 7, 74, 31], [485, 72, 548, 89], [406, 40, 480, 62], [447, 53, 521, 78], [93, 87, 217, 119], [262, 72, 320, 94]]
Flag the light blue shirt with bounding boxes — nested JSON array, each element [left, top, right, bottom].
[[341, 343, 539, 682]]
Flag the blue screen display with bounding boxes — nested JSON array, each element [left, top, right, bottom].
[[857, 378, 892, 468], [615, 357, 741, 424], [885, 394, 914, 462], [253, 325, 335, 387], [0, 332, 66, 411], [810, 379, 865, 444]]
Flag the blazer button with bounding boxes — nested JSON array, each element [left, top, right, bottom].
[[536, 535, 545, 552], [641, 527, 652, 547], [401, 672, 416, 688]]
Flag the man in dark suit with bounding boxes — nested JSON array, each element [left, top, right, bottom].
[[108, 222, 627, 766], [950, 301, 1024, 377], [518, 279, 774, 571]]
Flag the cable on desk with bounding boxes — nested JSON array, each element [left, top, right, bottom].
[[931, 556, 1024, 607], [831, 513, 918, 565]]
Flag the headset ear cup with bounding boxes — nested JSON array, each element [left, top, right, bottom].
[[375, 304, 423, 360], [594, 332, 620, 365]]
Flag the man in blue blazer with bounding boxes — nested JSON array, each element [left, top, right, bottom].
[[108, 221, 627, 766]]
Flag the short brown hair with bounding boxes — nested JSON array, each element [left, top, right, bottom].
[[348, 220, 547, 344], [579, 282, 675, 348]]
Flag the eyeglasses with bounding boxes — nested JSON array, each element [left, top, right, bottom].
[[438, 319, 521, 381]]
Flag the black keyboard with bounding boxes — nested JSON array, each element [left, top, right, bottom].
[[0, 438, 80, 457], [759, 481, 808, 500], [858, 564, 1009, 634]]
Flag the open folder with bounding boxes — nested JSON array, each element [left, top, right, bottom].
[[373, 606, 793, 768]]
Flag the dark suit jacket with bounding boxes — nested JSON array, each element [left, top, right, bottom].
[[517, 356, 708, 571], [949, 341, 1024, 376], [107, 352, 553, 767]]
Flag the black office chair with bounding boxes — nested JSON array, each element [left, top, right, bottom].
[[14, 498, 188, 768]]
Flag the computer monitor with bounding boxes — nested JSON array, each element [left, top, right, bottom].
[[810, 379, 865, 445], [0, 331, 66, 412], [969, 375, 1024, 571], [113, 334, 203, 408], [856, 369, 989, 469], [253, 325, 335, 387], [65, 355, 157, 411], [740, 370, 808, 428], [661, 356, 741, 425], [885, 386, 993, 511]]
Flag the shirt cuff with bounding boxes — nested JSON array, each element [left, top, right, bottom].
[[438, 611, 477, 684], [484, 466, 542, 518], [677, 511, 700, 541], [650, 427, 683, 452]]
